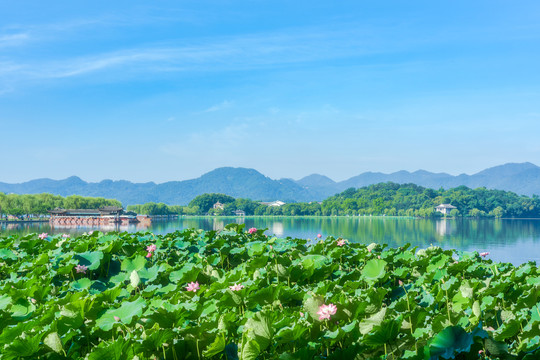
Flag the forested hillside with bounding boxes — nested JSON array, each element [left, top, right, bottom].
[[128, 184, 540, 218], [321, 183, 540, 217]]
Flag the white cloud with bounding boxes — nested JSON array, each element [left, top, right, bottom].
[[0, 22, 421, 83], [0, 33, 29, 47], [200, 100, 233, 113]]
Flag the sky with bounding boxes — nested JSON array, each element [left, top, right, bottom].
[[1, 0, 540, 183]]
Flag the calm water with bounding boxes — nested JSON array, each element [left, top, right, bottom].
[[2, 217, 539, 265]]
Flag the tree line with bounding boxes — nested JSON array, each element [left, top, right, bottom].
[[3, 183, 540, 219], [0, 193, 122, 219], [127, 183, 540, 218]]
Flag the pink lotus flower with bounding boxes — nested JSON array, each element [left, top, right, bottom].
[[114, 316, 120, 322], [337, 239, 346, 247], [480, 252, 489, 257], [186, 281, 200, 292], [38, 233, 48, 240], [30, 298, 36, 304], [62, 233, 70, 238], [75, 264, 87, 274], [248, 227, 257, 234], [146, 252, 152, 258], [146, 244, 157, 252], [229, 283, 244, 291], [300, 312, 305, 317], [398, 280, 404, 286], [317, 234, 322, 239], [317, 303, 337, 321]]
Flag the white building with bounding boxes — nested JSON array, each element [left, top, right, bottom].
[[260, 200, 286, 207], [435, 204, 457, 215]]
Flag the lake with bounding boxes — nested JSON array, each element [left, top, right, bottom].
[[1, 216, 539, 265]]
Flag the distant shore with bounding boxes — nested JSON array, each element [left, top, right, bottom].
[[0, 219, 49, 224]]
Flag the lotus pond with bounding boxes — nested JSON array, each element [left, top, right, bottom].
[[0, 225, 539, 359]]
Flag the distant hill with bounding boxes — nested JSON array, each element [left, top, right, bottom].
[[1, 162, 539, 206]]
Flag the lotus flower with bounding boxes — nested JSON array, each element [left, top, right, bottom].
[[317, 303, 337, 321], [229, 283, 244, 291], [317, 234, 322, 239], [186, 281, 200, 292], [146, 244, 157, 252], [75, 264, 87, 274], [62, 233, 70, 238], [248, 227, 257, 234], [337, 239, 346, 247], [114, 316, 121, 322], [145, 252, 152, 258], [398, 280, 404, 286], [38, 233, 48, 240], [480, 252, 489, 257]]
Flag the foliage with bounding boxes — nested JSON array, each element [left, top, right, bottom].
[[321, 183, 540, 218], [0, 227, 539, 359], [128, 183, 540, 218], [0, 193, 122, 218]]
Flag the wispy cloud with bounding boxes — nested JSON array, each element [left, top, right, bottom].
[[0, 22, 415, 84], [0, 32, 29, 47], [200, 100, 233, 113]]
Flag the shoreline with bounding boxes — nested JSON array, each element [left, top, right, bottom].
[[0, 219, 49, 224]]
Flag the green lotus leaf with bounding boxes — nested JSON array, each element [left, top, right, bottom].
[[247, 241, 265, 257], [359, 307, 386, 335], [169, 263, 201, 283], [428, 326, 474, 359], [364, 317, 402, 346], [239, 337, 260, 360], [275, 323, 308, 343], [0, 248, 18, 261], [494, 319, 521, 341], [301, 255, 328, 270], [362, 259, 387, 282], [2, 332, 43, 358], [244, 311, 273, 350], [120, 255, 147, 272], [485, 338, 509, 356], [203, 332, 226, 358], [10, 298, 36, 320], [75, 251, 104, 270], [0, 294, 12, 310], [44, 332, 63, 353], [71, 277, 92, 290], [95, 297, 146, 331], [303, 295, 324, 321]]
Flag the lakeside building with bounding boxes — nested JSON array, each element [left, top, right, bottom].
[[233, 209, 246, 216], [260, 200, 286, 207], [213, 202, 225, 210], [435, 204, 457, 215], [49, 206, 150, 226]]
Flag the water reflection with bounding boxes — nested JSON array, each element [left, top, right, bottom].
[[1, 217, 539, 264]]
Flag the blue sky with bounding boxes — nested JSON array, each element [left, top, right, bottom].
[[1, 1, 540, 183]]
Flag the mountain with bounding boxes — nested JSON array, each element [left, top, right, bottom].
[[0, 167, 313, 206], [1, 163, 539, 206]]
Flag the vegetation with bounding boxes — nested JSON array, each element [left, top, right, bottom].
[[0, 193, 122, 219], [0, 227, 538, 359], [321, 183, 540, 218], [128, 184, 540, 218]]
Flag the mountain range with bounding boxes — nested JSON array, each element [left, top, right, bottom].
[[1, 162, 540, 206]]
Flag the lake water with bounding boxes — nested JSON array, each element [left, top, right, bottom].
[[2, 216, 539, 265]]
